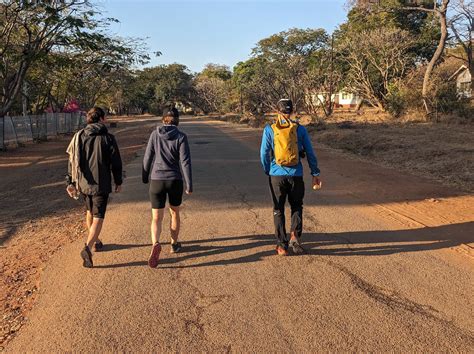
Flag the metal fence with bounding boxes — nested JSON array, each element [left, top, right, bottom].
[[0, 112, 86, 149]]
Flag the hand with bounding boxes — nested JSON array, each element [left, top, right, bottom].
[[66, 184, 77, 198], [312, 176, 322, 190], [185, 190, 192, 195], [115, 184, 122, 193]]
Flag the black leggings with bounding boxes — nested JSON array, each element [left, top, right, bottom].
[[149, 180, 184, 209]]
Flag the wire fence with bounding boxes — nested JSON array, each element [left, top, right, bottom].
[[0, 112, 86, 150]]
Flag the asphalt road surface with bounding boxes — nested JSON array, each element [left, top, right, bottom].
[[8, 117, 474, 352]]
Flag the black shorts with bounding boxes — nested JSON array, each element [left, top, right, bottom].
[[149, 180, 183, 209], [83, 193, 109, 219]]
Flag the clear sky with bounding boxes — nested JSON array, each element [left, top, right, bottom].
[[99, 0, 348, 73]]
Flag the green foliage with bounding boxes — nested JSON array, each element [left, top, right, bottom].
[[238, 28, 332, 114], [338, 4, 439, 62], [0, 0, 150, 115], [200, 64, 232, 81], [139, 64, 194, 114]]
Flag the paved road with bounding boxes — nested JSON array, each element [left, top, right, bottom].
[[8, 117, 474, 351]]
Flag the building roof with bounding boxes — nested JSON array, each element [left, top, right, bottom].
[[448, 65, 469, 81]]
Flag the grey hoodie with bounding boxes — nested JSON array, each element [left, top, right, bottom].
[[142, 124, 192, 192]]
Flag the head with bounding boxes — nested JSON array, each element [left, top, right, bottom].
[[86, 107, 106, 124], [277, 99, 293, 116], [162, 106, 179, 126]]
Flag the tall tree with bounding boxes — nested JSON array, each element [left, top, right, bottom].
[[0, 1, 113, 116], [251, 28, 330, 112], [340, 28, 415, 110], [355, 0, 451, 113]]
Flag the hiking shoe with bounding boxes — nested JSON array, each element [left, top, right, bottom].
[[93, 240, 104, 252], [80, 245, 93, 268], [170, 242, 182, 254], [289, 235, 305, 255], [276, 245, 289, 256], [148, 243, 162, 268]]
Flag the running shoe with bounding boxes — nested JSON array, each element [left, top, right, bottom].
[[93, 240, 104, 252], [148, 243, 162, 268], [80, 245, 93, 268], [276, 245, 289, 256], [170, 242, 182, 254], [289, 234, 305, 255]]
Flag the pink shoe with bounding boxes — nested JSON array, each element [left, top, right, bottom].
[[148, 243, 162, 268]]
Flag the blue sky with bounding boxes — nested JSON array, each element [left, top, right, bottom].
[[100, 0, 348, 73]]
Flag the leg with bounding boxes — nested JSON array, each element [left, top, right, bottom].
[[288, 177, 305, 254], [167, 180, 184, 252], [80, 194, 108, 267], [86, 218, 104, 249], [269, 176, 289, 250], [151, 208, 165, 245], [148, 181, 167, 268], [85, 194, 109, 249], [169, 206, 180, 244], [86, 210, 93, 231], [87, 210, 103, 250], [148, 209, 164, 268]]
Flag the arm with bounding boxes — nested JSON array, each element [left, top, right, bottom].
[[300, 126, 320, 176], [65, 134, 75, 186], [142, 132, 155, 184], [260, 126, 273, 175], [179, 134, 193, 193], [66, 160, 73, 186], [110, 135, 123, 186]]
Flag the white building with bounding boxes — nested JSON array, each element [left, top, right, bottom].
[[309, 91, 363, 109], [449, 65, 472, 99]]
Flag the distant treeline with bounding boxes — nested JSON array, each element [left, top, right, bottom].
[[1, 0, 472, 119]]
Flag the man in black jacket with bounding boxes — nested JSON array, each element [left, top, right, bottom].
[[66, 107, 122, 268]]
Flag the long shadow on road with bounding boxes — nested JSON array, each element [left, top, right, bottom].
[[94, 221, 473, 269]]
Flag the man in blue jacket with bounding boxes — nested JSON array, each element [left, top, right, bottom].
[[260, 99, 321, 256]]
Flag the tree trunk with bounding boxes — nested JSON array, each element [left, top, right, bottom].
[[422, 1, 450, 115], [0, 61, 29, 117]]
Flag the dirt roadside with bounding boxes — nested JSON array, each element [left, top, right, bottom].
[[0, 115, 159, 348], [215, 114, 474, 193], [312, 121, 474, 193]]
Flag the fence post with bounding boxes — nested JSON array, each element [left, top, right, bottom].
[[11, 117, 19, 146], [29, 114, 33, 140]]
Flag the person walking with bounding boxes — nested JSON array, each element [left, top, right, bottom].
[[142, 107, 192, 268], [66, 107, 123, 268], [260, 99, 321, 256]]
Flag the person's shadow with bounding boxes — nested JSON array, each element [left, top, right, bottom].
[[95, 222, 473, 269]]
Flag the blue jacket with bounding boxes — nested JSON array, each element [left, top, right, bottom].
[[142, 125, 193, 192], [260, 123, 320, 177]]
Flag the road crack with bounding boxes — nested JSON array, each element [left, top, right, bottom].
[[317, 258, 474, 344]]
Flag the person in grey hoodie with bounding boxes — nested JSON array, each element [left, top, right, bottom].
[[142, 107, 192, 268]]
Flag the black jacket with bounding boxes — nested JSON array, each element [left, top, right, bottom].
[[67, 123, 122, 195]]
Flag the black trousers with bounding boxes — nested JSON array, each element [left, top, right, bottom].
[[269, 176, 305, 249]]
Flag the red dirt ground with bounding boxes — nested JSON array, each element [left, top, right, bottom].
[[0, 115, 159, 347]]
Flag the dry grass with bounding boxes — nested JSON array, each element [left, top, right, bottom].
[[310, 121, 474, 193]]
